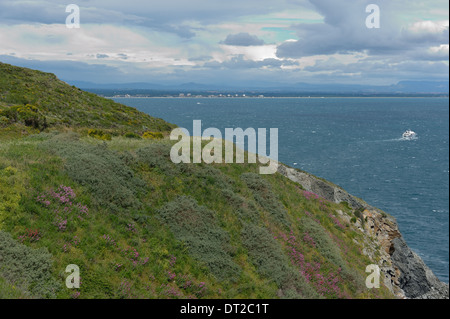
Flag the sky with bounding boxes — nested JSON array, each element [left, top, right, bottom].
[[0, 0, 448, 87]]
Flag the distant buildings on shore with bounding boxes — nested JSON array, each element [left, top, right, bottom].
[[111, 93, 265, 98]]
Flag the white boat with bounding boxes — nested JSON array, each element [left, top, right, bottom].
[[402, 129, 417, 140]]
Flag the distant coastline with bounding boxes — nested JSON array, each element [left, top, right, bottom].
[[103, 94, 449, 99], [108, 95, 450, 98]]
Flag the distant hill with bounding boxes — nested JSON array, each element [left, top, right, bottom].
[[69, 79, 449, 95], [392, 81, 449, 94]]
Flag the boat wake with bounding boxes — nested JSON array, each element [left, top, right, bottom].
[[360, 136, 419, 144], [358, 130, 419, 144], [400, 136, 419, 141], [383, 136, 419, 142]]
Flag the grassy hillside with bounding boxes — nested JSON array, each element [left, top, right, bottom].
[[0, 63, 394, 299], [0, 62, 175, 135]]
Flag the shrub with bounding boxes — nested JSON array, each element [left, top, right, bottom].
[[143, 131, 164, 140], [241, 223, 317, 298], [124, 132, 142, 139], [157, 196, 240, 281], [353, 207, 365, 227], [241, 173, 289, 227], [354, 208, 363, 219], [136, 142, 188, 177], [0, 116, 9, 126], [222, 189, 260, 223], [0, 104, 47, 130], [0, 231, 60, 298], [137, 143, 232, 187], [300, 218, 351, 278], [41, 134, 144, 212], [195, 165, 234, 192], [87, 129, 112, 141]]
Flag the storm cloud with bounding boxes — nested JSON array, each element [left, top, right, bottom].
[[222, 33, 265, 46], [276, 0, 449, 59]]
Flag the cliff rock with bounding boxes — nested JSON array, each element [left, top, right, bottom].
[[278, 164, 449, 299]]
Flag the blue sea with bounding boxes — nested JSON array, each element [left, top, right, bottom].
[[114, 97, 449, 283]]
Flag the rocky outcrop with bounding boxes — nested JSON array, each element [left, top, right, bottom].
[[278, 164, 449, 299], [359, 208, 404, 297], [278, 165, 365, 210], [391, 237, 449, 299]]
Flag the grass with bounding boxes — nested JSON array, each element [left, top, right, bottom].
[[0, 63, 395, 299], [157, 196, 241, 282], [0, 130, 395, 299], [0, 276, 29, 299], [0, 62, 176, 134]]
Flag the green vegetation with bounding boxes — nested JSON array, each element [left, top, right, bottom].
[[87, 129, 112, 141], [143, 132, 164, 140], [124, 132, 142, 139], [0, 231, 60, 298], [40, 134, 145, 213], [0, 62, 175, 134], [241, 173, 290, 227], [353, 207, 366, 228], [158, 196, 240, 282], [0, 62, 394, 299], [241, 223, 318, 299]]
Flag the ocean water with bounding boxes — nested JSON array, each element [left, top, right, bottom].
[[114, 97, 450, 283]]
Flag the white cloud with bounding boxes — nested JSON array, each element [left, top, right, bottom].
[[0, 23, 193, 68], [409, 20, 449, 34], [220, 44, 278, 62], [430, 44, 450, 54]]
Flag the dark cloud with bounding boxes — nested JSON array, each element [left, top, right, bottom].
[[1, 54, 447, 89], [403, 46, 449, 62], [276, 0, 449, 59], [189, 55, 213, 62], [0, 0, 306, 38], [401, 27, 449, 45], [96, 54, 109, 59], [221, 33, 265, 46], [159, 24, 197, 39], [204, 55, 297, 69], [302, 56, 449, 83], [117, 53, 128, 60]]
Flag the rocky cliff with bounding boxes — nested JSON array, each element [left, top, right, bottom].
[[278, 164, 449, 299]]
